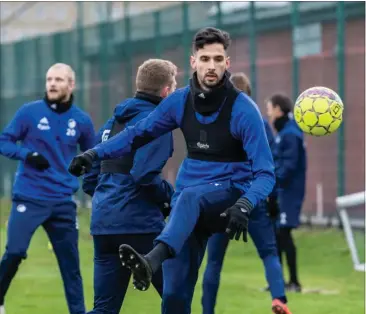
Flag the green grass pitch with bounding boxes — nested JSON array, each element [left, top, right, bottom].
[[0, 205, 364, 314]]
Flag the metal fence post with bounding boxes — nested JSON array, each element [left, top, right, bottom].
[[337, 1, 345, 197], [291, 2, 300, 101], [99, 2, 112, 122], [154, 11, 162, 58], [216, 2, 222, 29], [249, 2, 257, 102], [182, 2, 190, 85], [124, 2, 133, 97], [76, 2, 86, 208], [76, 2, 85, 110], [34, 38, 43, 93], [52, 33, 62, 63]]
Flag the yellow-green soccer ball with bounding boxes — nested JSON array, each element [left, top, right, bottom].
[[294, 86, 344, 136]]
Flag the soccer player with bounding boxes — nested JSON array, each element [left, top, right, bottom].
[[0, 63, 95, 314], [266, 93, 307, 293], [201, 72, 288, 314], [69, 27, 292, 314], [82, 59, 177, 313]]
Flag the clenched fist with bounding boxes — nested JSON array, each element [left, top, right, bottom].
[[68, 149, 96, 177]]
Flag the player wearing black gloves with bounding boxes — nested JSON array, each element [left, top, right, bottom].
[[81, 59, 177, 314], [0, 63, 95, 314], [69, 28, 291, 314]]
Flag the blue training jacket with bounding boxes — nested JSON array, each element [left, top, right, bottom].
[[274, 118, 307, 228], [0, 99, 95, 201], [92, 87, 275, 209], [82, 97, 174, 235]]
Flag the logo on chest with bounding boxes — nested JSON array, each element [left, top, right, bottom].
[[37, 117, 51, 131], [66, 119, 77, 137], [196, 130, 210, 150]]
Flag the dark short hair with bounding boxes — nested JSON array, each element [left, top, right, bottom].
[[268, 93, 293, 114], [230, 72, 251, 96], [192, 27, 231, 52]]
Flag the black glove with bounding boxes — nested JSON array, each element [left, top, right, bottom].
[[25, 152, 50, 170], [160, 202, 171, 218], [68, 149, 96, 177], [220, 198, 253, 242], [267, 196, 280, 220]]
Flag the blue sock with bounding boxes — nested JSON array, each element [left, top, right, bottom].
[[263, 254, 287, 303]]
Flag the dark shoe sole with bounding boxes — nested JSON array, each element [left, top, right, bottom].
[[119, 244, 152, 291]]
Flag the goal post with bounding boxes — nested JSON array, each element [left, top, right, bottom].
[[336, 191, 365, 272]]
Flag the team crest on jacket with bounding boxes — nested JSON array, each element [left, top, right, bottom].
[[66, 119, 77, 137], [68, 119, 77, 129]]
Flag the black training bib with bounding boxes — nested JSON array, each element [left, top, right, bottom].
[[100, 117, 136, 174], [180, 88, 248, 163]]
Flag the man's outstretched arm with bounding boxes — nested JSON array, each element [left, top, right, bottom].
[[69, 91, 185, 176]]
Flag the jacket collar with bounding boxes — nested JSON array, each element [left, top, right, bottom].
[[274, 114, 290, 132], [134, 91, 162, 106], [189, 71, 234, 116], [44, 93, 73, 114]]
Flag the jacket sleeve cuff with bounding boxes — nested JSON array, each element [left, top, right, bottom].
[[239, 194, 256, 210], [93, 147, 103, 160]]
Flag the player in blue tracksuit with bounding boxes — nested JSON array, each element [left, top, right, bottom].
[[81, 59, 177, 314], [266, 93, 307, 293], [69, 28, 292, 314], [0, 63, 95, 314], [201, 72, 286, 314]]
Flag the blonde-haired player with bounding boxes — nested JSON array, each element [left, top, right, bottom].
[[0, 63, 95, 314]]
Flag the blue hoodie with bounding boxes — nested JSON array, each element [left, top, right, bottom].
[[92, 86, 275, 209], [83, 94, 174, 235], [0, 99, 95, 201], [273, 117, 307, 227]]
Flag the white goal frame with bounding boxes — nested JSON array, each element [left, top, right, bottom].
[[336, 191, 365, 272]]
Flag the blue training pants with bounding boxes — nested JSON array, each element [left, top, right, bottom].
[[201, 202, 285, 314], [88, 233, 164, 314], [155, 181, 242, 314], [0, 196, 85, 314]]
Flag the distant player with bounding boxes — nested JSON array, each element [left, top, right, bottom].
[[82, 59, 177, 313], [266, 93, 307, 292], [201, 72, 289, 314], [69, 27, 292, 314], [0, 63, 95, 314]]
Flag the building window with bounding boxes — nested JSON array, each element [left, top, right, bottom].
[[293, 23, 322, 58]]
